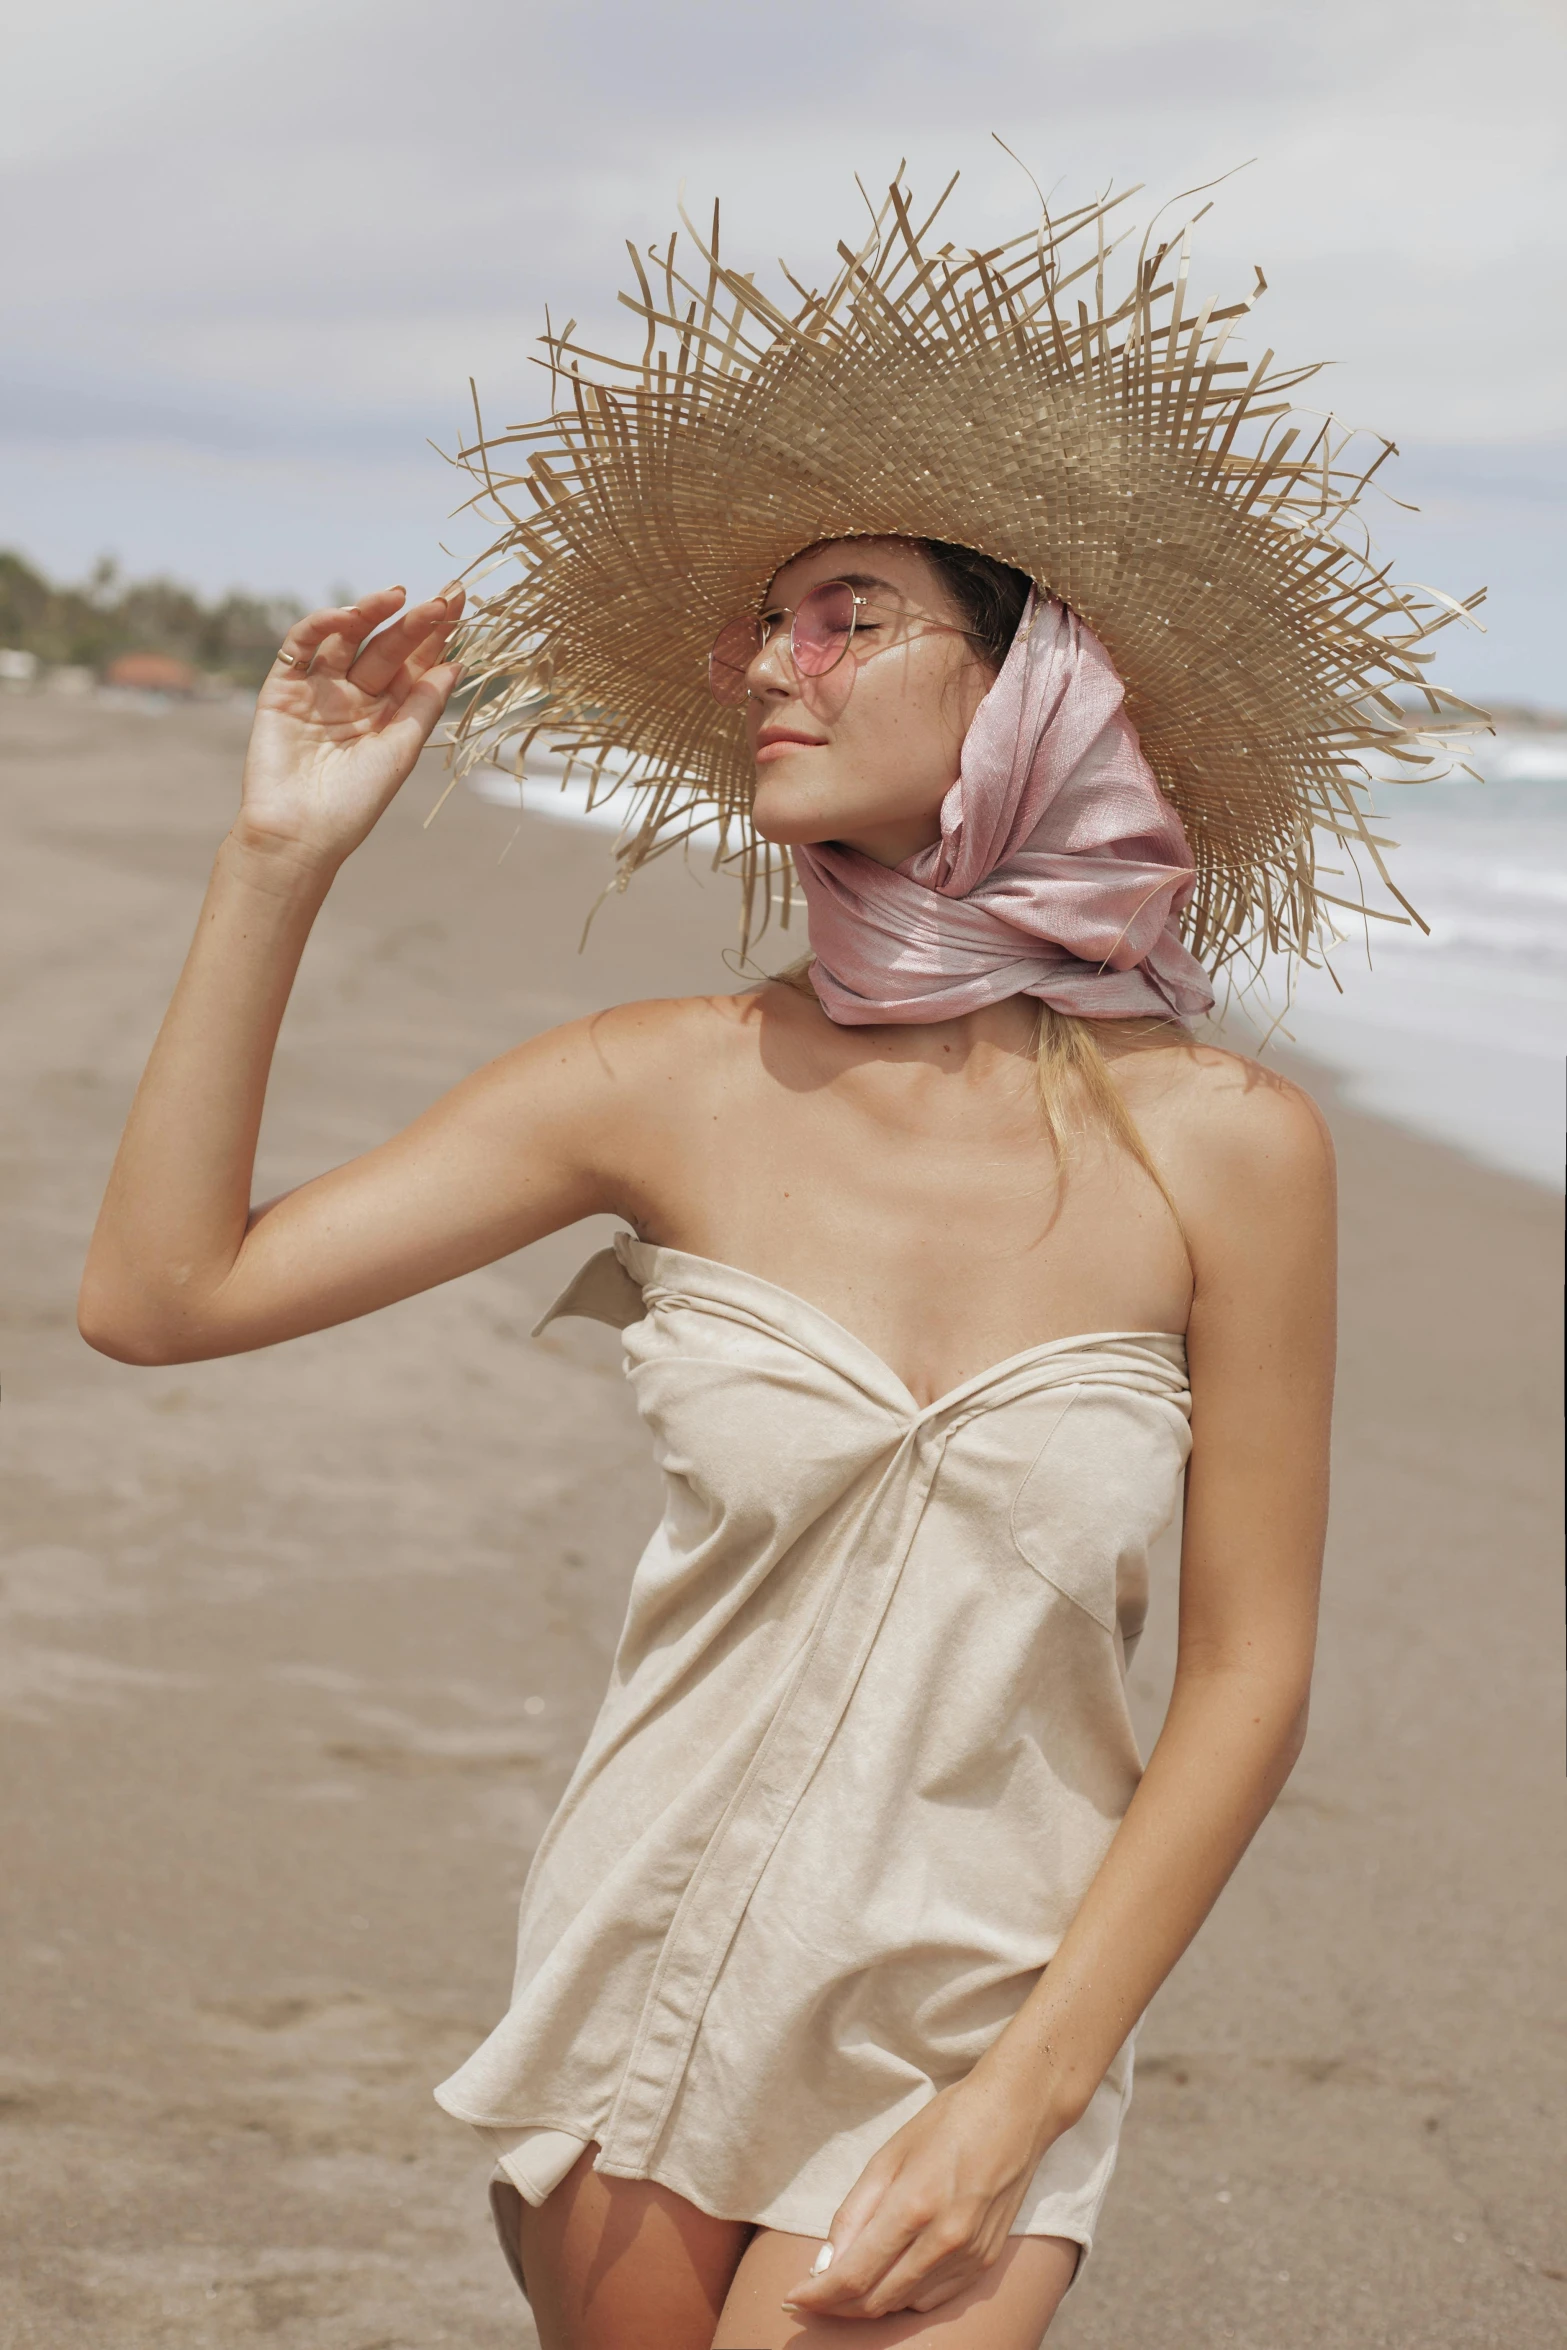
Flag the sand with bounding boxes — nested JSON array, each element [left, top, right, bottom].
[[1, 692, 1562, 2350]]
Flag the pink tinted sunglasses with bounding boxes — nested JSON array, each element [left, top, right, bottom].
[[707, 579, 866, 707]]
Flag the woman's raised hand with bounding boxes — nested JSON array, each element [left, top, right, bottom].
[[237, 583, 465, 867]]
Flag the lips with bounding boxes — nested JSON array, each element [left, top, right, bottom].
[[755, 729, 827, 755]]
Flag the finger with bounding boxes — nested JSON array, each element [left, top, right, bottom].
[[374, 618, 467, 723], [810, 2237, 975, 2322], [271, 588, 404, 680], [785, 2203, 921, 2314], [387, 631, 466, 715], [781, 2182, 878, 2297], [861, 2229, 980, 2317], [910, 2272, 981, 2314], [886, 2204, 1017, 2317], [781, 2159, 901, 2311], [349, 585, 463, 697], [377, 663, 462, 758], [829, 2163, 895, 2246], [309, 585, 409, 678], [270, 606, 355, 678]]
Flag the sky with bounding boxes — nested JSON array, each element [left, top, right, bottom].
[[1, 0, 1562, 704]]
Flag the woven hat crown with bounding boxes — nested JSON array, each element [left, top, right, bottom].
[[445, 167, 1485, 982]]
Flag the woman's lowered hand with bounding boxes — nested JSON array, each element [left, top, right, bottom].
[[237, 583, 465, 870], [781, 2052, 1065, 2320]]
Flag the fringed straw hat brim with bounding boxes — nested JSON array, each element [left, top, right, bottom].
[[443, 165, 1487, 984]]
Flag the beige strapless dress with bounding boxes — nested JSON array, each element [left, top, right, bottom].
[[434, 1234, 1191, 2296]]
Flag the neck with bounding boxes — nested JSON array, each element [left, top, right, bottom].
[[806, 976, 1041, 1065], [832, 812, 944, 869]]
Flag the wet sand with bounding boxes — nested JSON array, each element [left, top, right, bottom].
[[2, 694, 1562, 2348]]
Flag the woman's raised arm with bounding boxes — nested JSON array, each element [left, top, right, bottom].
[[78, 587, 623, 1365]]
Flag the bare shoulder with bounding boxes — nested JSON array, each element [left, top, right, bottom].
[[1107, 1031, 1336, 1262], [1109, 1029, 1330, 1173], [1137, 1037, 1330, 1170], [483, 987, 778, 1163], [507, 986, 766, 1088]]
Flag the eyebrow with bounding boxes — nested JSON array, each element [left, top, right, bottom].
[[760, 570, 898, 610]]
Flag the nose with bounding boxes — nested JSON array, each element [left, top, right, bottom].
[[744, 621, 794, 700]]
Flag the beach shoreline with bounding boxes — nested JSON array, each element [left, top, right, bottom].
[[2, 697, 1562, 2349]]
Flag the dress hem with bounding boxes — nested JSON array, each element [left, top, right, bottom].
[[483, 2145, 1105, 2312]]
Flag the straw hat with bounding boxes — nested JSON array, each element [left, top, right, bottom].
[[444, 167, 1485, 982]]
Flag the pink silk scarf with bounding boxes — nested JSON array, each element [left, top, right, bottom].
[[791, 592, 1216, 1026]]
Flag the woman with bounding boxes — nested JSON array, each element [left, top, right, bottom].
[[79, 176, 1474, 2349]]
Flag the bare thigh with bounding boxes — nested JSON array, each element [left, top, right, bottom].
[[712, 2228, 1080, 2350], [514, 2142, 755, 2350]]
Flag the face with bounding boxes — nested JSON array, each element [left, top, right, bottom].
[[738, 538, 998, 869]]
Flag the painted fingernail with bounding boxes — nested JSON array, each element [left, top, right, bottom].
[[812, 2242, 834, 2274]]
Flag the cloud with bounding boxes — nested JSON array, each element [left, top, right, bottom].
[[0, 0, 1560, 691]]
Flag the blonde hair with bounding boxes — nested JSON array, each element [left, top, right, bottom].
[[1032, 1003, 1184, 1232], [773, 960, 1182, 1229]]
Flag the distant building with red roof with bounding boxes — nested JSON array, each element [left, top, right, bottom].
[[104, 652, 198, 694]]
